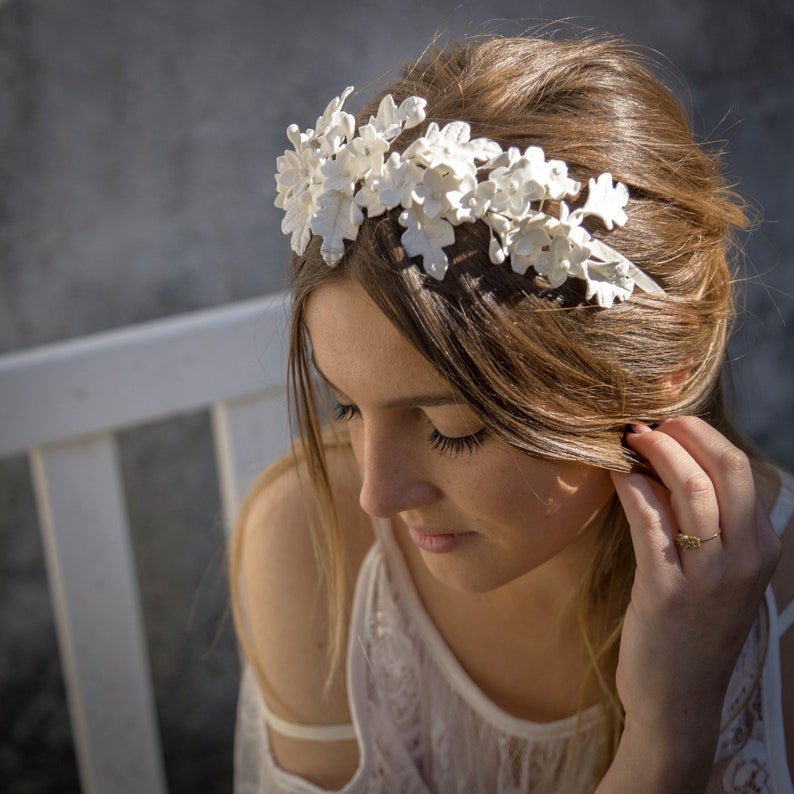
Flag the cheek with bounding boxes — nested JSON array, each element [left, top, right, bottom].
[[467, 453, 612, 529], [450, 454, 549, 523], [543, 467, 614, 530]]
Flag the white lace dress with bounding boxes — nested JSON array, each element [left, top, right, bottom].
[[234, 474, 794, 794]]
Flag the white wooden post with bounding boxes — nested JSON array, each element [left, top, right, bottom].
[[31, 434, 167, 794], [211, 389, 292, 534]]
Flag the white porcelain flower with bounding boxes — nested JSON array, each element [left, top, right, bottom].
[[487, 146, 577, 220], [508, 215, 553, 275], [280, 188, 315, 255], [452, 180, 497, 224], [534, 233, 591, 288], [551, 202, 592, 248], [578, 173, 629, 229], [353, 181, 386, 218], [544, 158, 581, 201], [399, 206, 456, 279], [345, 123, 391, 177], [354, 153, 422, 217], [311, 190, 364, 265], [320, 146, 360, 195], [487, 160, 544, 217], [583, 260, 634, 306], [275, 146, 318, 208], [403, 121, 501, 178], [369, 94, 427, 139], [484, 145, 521, 170], [412, 166, 476, 220], [310, 87, 356, 156], [312, 86, 354, 131], [316, 114, 355, 157]]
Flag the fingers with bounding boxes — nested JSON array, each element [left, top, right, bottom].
[[620, 417, 777, 586], [630, 418, 755, 550], [615, 420, 719, 578], [610, 469, 679, 576], [652, 421, 779, 581]]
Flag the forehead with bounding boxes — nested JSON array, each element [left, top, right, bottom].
[[304, 281, 453, 401]]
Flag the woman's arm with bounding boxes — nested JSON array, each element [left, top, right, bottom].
[[598, 417, 781, 793], [237, 444, 373, 789]]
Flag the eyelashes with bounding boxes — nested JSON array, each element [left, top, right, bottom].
[[427, 428, 486, 456], [333, 402, 359, 423], [332, 402, 485, 457]]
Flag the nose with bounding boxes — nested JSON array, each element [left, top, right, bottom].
[[357, 423, 439, 518]]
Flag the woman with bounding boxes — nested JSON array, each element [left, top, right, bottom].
[[232, 32, 793, 792]]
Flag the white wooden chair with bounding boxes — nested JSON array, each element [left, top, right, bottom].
[[0, 292, 292, 794]]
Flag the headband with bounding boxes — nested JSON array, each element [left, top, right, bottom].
[[275, 87, 665, 307]]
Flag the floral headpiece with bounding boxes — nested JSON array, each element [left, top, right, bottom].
[[275, 87, 665, 307]]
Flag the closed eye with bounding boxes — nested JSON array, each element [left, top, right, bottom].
[[333, 400, 486, 457], [428, 428, 486, 456]]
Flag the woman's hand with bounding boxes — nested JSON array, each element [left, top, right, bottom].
[[601, 417, 780, 793]]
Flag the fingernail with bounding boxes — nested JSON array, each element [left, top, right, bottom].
[[628, 423, 653, 434]]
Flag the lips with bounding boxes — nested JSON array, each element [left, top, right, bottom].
[[406, 525, 476, 554]]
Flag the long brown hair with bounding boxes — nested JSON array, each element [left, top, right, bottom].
[[235, 31, 749, 777]]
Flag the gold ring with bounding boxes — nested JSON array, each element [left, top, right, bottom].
[[674, 530, 722, 551]]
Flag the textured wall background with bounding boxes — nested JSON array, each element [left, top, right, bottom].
[[0, 1, 792, 792]]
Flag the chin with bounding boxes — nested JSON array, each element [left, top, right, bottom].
[[421, 553, 519, 594]]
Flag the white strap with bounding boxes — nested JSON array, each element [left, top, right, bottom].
[[779, 599, 794, 636], [769, 470, 794, 536], [763, 587, 794, 794], [242, 661, 356, 742], [260, 703, 356, 743], [769, 471, 794, 634]]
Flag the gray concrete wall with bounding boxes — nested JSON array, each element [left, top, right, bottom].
[[1, 1, 792, 791]]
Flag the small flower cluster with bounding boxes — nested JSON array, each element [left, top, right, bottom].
[[275, 87, 664, 307]]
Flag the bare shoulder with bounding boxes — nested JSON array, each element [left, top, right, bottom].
[[235, 439, 373, 787]]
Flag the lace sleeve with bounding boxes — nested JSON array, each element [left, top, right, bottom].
[[704, 470, 794, 794], [234, 665, 358, 794], [233, 664, 275, 794], [233, 665, 341, 794]]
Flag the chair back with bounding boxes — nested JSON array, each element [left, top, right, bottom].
[[0, 293, 291, 794]]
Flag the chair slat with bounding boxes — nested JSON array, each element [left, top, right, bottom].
[[211, 390, 292, 534], [31, 434, 167, 794], [0, 293, 289, 457]]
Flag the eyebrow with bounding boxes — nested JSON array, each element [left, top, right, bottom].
[[312, 356, 460, 409]]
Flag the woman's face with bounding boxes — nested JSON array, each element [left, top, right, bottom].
[[305, 280, 614, 594]]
